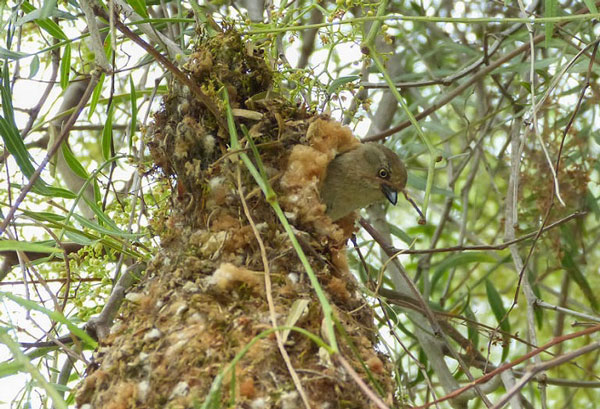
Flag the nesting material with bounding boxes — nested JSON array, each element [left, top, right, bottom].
[[280, 119, 361, 243], [208, 262, 263, 294]]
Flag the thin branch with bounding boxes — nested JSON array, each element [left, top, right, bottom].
[[413, 325, 600, 409], [0, 71, 100, 236]]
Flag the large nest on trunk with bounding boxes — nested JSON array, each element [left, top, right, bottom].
[[76, 29, 396, 409]]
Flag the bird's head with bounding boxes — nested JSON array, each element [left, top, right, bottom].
[[360, 143, 407, 206], [320, 143, 407, 220]]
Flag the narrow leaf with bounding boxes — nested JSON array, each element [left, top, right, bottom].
[[101, 103, 114, 160], [464, 306, 479, 351], [40, 0, 57, 19], [61, 143, 89, 179], [88, 73, 106, 121], [126, 0, 149, 18], [129, 75, 137, 148], [29, 55, 40, 78], [585, 190, 600, 220], [0, 47, 28, 60], [432, 253, 497, 291], [327, 75, 359, 94], [407, 173, 454, 197], [562, 251, 598, 310], [485, 279, 511, 360], [60, 43, 71, 89], [19, 2, 67, 40], [0, 292, 97, 348], [485, 279, 510, 333], [0, 240, 60, 254], [583, 0, 598, 14], [544, 0, 557, 49]]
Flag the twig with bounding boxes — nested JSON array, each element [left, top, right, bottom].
[[92, 5, 226, 130], [490, 341, 600, 409], [535, 300, 600, 324], [384, 211, 584, 255], [362, 2, 592, 142], [0, 71, 100, 236], [413, 325, 600, 409]]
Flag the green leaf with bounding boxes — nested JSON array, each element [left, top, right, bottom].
[[407, 173, 454, 197], [485, 279, 510, 333], [29, 55, 40, 78], [583, 0, 598, 14], [0, 118, 34, 176], [0, 292, 97, 349], [585, 190, 600, 220], [60, 43, 71, 89], [1, 62, 17, 128], [64, 231, 95, 246], [464, 305, 479, 351], [0, 111, 73, 198], [0, 47, 28, 60], [544, 0, 557, 49], [88, 73, 106, 121], [61, 143, 89, 179], [19, 2, 67, 40], [101, 103, 114, 160], [388, 223, 412, 245], [561, 250, 598, 311], [519, 81, 531, 93], [30, 184, 77, 198], [40, 0, 57, 20], [432, 253, 496, 292], [0, 240, 61, 254], [20, 211, 66, 224], [485, 279, 510, 360], [126, 0, 149, 18], [0, 328, 68, 409], [129, 75, 137, 148], [327, 75, 359, 94], [72, 210, 143, 239]]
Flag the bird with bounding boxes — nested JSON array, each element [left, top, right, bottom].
[[320, 143, 407, 221]]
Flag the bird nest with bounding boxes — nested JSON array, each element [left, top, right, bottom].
[[76, 29, 395, 408]]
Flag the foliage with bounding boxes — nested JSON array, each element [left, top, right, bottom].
[[0, 0, 599, 407]]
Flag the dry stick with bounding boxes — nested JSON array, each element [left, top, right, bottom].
[[362, 3, 595, 143], [380, 285, 600, 371], [490, 341, 600, 409], [0, 72, 100, 236], [0, 278, 101, 286], [362, 217, 500, 406], [510, 41, 599, 308], [413, 324, 600, 409], [535, 300, 600, 324], [360, 218, 441, 334], [517, 0, 565, 213], [235, 167, 311, 409], [388, 211, 584, 255], [496, 40, 600, 360], [92, 5, 226, 130]]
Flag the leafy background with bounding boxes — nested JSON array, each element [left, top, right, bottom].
[[0, 0, 599, 407]]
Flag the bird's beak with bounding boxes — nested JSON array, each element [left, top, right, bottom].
[[381, 183, 398, 205]]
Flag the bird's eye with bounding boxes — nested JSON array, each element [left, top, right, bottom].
[[378, 168, 389, 179]]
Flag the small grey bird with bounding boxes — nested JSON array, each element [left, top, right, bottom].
[[320, 143, 407, 221]]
